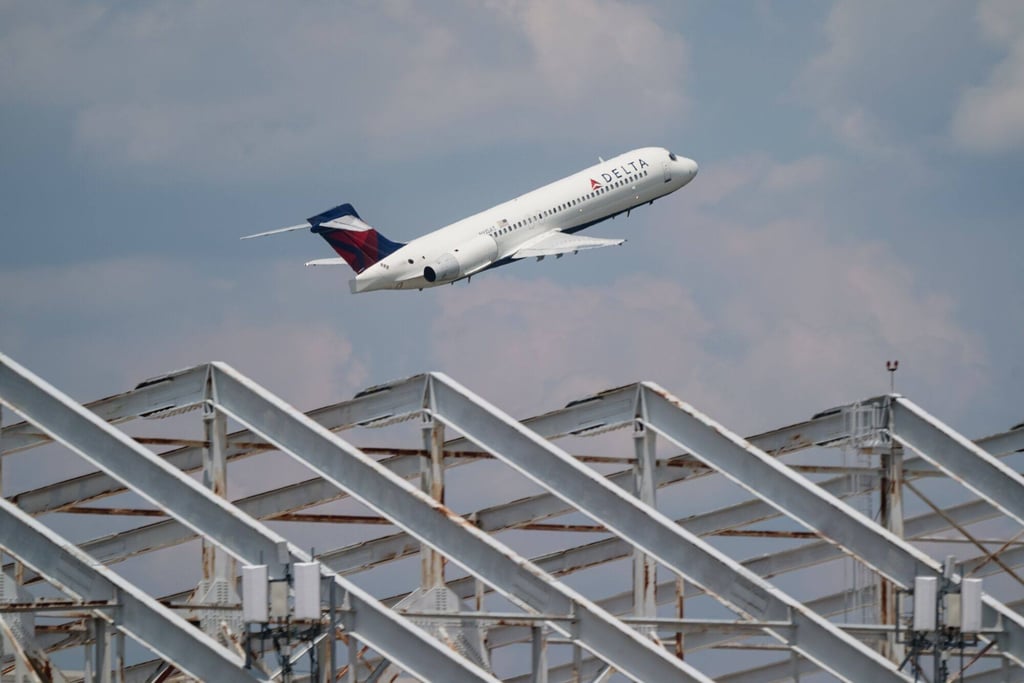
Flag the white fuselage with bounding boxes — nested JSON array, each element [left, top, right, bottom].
[[351, 147, 698, 292]]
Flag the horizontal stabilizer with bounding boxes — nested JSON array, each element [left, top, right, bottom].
[[305, 258, 350, 267], [511, 231, 625, 259], [240, 223, 309, 240]]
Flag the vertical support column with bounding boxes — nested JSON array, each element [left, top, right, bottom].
[[323, 580, 337, 683], [91, 617, 107, 683], [316, 637, 330, 683], [113, 622, 126, 683], [192, 393, 243, 644], [879, 401, 905, 663], [471, 511, 485, 610], [347, 629, 358, 683], [531, 625, 547, 683], [420, 414, 445, 589], [675, 577, 685, 659], [0, 403, 5, 670], [202, 403, 235, 586], [632, 397, 658, 640], [0, 404, 7, 675]]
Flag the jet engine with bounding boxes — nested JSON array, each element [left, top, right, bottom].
[[423, 235, 498, 283]]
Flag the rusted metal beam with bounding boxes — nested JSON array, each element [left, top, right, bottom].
[[713, 529, 820, 539], [912, 535, 1024, 546], [133, 437, 212, 448], [905, 479, 1024, 588], [0, 364, 210, 454], [59, 507, 166, 517]]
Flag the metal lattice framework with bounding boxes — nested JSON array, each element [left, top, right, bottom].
[[0, 351, 1022, 682]]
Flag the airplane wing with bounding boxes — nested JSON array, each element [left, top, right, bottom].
[[510, 231, 625, 260]]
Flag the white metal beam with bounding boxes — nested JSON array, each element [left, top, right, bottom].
[[479, 494, 1020, 656], [0, 354, 498, 683], [0, 364, 209, 454], [317, 416, 1018, 582], [891, 397, 1024, 528], [419, 374, 908, 682], [638, 383, 1024, 666], [641, 384, 938, 582], [0, 496, 267, 683], [207, 363, 712, 683], [3, 372, 432, 515]]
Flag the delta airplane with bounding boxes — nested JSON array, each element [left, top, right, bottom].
[[243, 147, 697, 293]]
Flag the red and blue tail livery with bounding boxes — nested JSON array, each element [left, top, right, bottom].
[[307, 204, 405, 274], [242, 147, 697, 293]]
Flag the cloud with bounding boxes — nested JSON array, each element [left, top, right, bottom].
[[0, 257, 370, 408], [708, 217, 986, 421], [951, 0, 1024, 153], [798, 1, 975, 167], [497, 0, 686, 112], [690, 153, 833, 208], [0, 1, 687, 178], [428, 179, 986, 430], [429, 274, 710, 417]]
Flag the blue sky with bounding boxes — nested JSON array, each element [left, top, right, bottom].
[[2, 0, 1022, 440]]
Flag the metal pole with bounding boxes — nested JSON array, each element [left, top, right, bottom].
[[92, 617, 107, 683], [0, 404, 5, 671], [675, 576, 685, 659], [202, 403, 235, 586], [347, 630, 358, 683], [325, 580, 336, 683], [114, 622, 126, 683], [420, 415, 445, 588], [531, 625, 547, 683], [881, 403, 905, 663], [633, 403, 658, 640]]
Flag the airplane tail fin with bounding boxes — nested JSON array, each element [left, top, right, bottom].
[[307, 203, 405, 274]]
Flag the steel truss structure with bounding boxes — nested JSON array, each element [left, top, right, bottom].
[[0, 351, 1022, 682]]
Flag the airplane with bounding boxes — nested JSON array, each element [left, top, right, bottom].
[[242, 146, 698, 293]]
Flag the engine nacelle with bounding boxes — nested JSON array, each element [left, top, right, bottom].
[[423, 254, 459, 283], [423, 235, 498, 283]]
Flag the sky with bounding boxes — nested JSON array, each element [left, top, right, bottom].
[[1, 2, 1023, 679], [2, 0, 1023, 441]]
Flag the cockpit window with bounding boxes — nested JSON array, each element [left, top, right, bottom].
[[669, 152, 677, 161]]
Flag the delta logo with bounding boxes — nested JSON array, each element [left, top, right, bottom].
[[589, 158, 650, 191]]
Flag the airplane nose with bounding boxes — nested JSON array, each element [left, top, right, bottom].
[[680, 157, 698, 181]]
